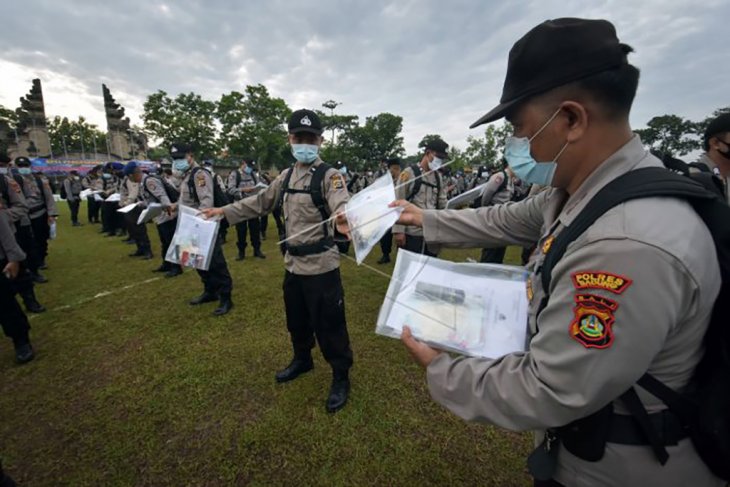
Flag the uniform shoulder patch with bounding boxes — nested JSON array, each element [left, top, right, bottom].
[[571, 271, 632, 294], [570, 293, 618, 349], [330, 173, 344, 190], [399, 171, 410, 182], [195, 172, 207, 187], [9, 180, 21, 194]]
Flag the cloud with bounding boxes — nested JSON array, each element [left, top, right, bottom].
[[1, 0, 728, 155]]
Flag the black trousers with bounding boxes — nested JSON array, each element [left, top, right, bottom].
[[235, 218, 261, 252], [157, 219, 180, 270], [30, 213, 50, 261], [260, 214, 268, 237], [86, 196, 100, 223], [101, 202, 122, 234], [68, 199, 81, 224], [196, 235, 232, 296], [13, 223, 40, 273], [0, 266, 31, 346], [380, 229, 393, 257], [125, 206, 150, 252], [404, 234, 437, 257], [480, 247, 506, 264], [283, 268, 353, 374]]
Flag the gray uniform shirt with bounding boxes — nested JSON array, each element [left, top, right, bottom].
[[0, 210, 25, 262], [226, 169, 259, 201], [420, 136, 723, 486], [392, 165, 447, 236], [20, 174, 58, 218], [63, 177, 83, 202], [1, 175, 30, 226], [179, 164, 214, 210], [222, 159, 349, 275], [479, 170, 514, 207], [140, 175, 176, 225]]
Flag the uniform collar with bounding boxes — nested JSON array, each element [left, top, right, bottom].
[[557, 134, 656, 227], [698, 153, 719, 173]]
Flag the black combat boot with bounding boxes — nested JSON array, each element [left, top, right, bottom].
[[236, 249, 245, 261], [165, 267, 183, 278], [189, 292, 218, 305], [21, 291, 46, 313], [377, 254, 391, 264], [14, 342, 35, 365], [254, 249, 266, 259], [213, 294, 233, 316], [326, 370, 350, 413], [275, 356, 314, 383]]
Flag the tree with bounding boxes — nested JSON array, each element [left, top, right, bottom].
[[142, 90, 218, 158], [0, 105, 19, 127], [46, 116, 107, 159], [338, 112, 405, 169], [463, 122, 512, 169], [217, 84, 291, 169], [634, 114, 698, 156]]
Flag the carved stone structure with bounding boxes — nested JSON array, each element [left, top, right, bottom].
[[103, 84, 147, 160], [3, 79, 52, 159]]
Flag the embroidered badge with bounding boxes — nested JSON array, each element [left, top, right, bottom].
[[399, 172, 410, 183], [9, 180, 21, 194], [331, 174, 344, 190], [526, 277, 534, 303], [541, 235, 555, 255], [571, 271, 632, 294], [300, 116, 312, 126], [570, 294, 618, 349], [196, 176, 206, 187]]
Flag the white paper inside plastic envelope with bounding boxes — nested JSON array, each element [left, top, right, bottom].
[[345, 173, 403, 264], [375, 249, 529, 358]]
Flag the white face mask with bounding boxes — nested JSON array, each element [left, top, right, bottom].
[[429, 156, 444, 171]]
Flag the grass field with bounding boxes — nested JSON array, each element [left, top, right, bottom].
[[0, 202, 532, 487]]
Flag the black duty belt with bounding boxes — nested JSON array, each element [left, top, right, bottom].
[[30, 204, 46, 213], [608, 410, 688, 446], [285, 237, 335, 257]]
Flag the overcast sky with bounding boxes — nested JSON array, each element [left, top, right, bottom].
[[1, 0, 727, 154]]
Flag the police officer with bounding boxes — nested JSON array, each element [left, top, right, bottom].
[[392, 18, 723, 486], [136, 163, 182, 278], [100, 165, 121, 236], [170, 143, 233, 316], [15, 157, 58, 269], [377, 158, 401, 264], [201, 109, 354, 413], [696, 113, 730, 203], [121, 163, 153, 259], [63, 170, 84, 226], [82, 165, 103, 223], [478, 161, 515, 264], [391, 138, 448, 257], [0, 209, 35, 364], [226, 159, 265, 260]]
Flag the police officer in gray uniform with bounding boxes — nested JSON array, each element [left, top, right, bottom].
[[227, 159, 265, 260], [63, 170, 84, 226], [171, 143, 233, 316], [695, 113, 730, 203], [201, 110, 354, 413], [14, 157, 58, 268], [392, 18, 724, 486], [478, 162, 515, 264]]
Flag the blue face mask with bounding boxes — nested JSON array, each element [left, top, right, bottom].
[[291, 144, 319, 164], [18, 167, 32, 175], [339, 166, 347, 175], [172, 158, 190, 172], [244, 166, 253, 175], [102, 173, 112, 180], [503, 108, 568, 186]]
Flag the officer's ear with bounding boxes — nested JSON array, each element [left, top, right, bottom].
[[560, 101, 588, 144]]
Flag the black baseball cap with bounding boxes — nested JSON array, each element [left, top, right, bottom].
[[288, 109, 323, 135], [170, 142, 192, 158], [14, 156, 31, 167], [470, 18, 632, 128], [425, 138, 449, 158], [387, 157, 401, 167], [704, 113, 730, 146]]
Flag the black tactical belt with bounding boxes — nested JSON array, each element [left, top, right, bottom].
[[608, 410, 688, 446], [286, 237, 335, 257], [30, 205, 46, 213]]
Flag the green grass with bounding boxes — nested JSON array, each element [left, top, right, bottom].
[[0, 202, 531, 486]]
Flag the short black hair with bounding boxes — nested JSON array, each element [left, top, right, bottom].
[[544, 62, 641, 120]]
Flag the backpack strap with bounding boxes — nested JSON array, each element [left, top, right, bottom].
[[540, 167, 716, 296], [34, 175, 47, 205], [187, 167, 203, 205], [406, 165, 423, 202]]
